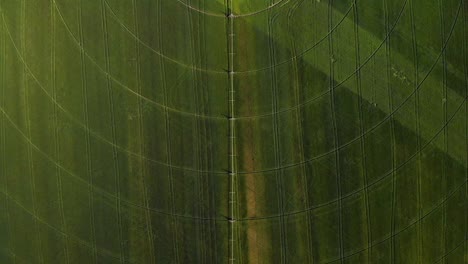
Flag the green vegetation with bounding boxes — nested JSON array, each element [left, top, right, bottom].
[[0, 0, 466, 263]]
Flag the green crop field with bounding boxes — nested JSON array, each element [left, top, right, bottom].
[[0, 0, 466, 263]]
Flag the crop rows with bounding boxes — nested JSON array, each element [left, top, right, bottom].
[[0, 0, 466, 263]]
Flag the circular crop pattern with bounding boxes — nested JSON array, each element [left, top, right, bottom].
[[0, 0, 466, 263]]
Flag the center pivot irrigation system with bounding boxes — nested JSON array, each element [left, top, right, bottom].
[[226, 1, 237, 263]]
